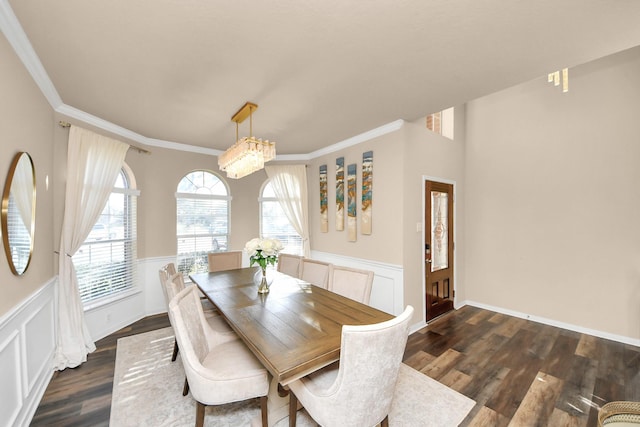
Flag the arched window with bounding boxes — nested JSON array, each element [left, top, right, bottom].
[[260, 180, 303, 255], [176, 170, 230, 275], [73, 165, 139, 307]]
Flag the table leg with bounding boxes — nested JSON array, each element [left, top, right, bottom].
[[251, 376, 291, 427]]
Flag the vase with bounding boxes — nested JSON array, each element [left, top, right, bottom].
[[256, 267, 270, 294]]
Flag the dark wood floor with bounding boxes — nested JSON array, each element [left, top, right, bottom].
[[403, 306, 640, 426], [31, 314, 171, 427], [32, 306, 639, 426]]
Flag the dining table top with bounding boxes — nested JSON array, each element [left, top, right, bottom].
[[190, 267, 394, 386]]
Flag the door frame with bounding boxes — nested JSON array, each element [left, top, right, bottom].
[[421, 175, 457, 325]]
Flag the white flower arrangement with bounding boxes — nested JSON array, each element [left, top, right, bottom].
[[244, 237, 284, 270]]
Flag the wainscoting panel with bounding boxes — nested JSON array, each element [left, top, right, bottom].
[[310, 251, 404, 315], [0, 278, 56, 427], [0, 330, 22, 427]]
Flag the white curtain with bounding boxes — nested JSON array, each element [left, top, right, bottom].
[[55, 126, 129, 370], [265, 165, 310, 257]]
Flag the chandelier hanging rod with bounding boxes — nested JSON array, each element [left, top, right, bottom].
[[231, 102, 258, 140]]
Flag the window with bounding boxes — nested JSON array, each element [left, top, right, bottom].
[[73, 166, 138, 308], [426, 107, 455, 140], [260, 180, 303, 255], [176, 170, 230, 275]]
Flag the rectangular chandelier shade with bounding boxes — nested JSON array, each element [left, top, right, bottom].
[[218, 102, 276, 179], [218, 136, 276, 179]]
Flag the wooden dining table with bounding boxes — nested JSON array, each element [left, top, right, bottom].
[[190, 267, 394, 387]]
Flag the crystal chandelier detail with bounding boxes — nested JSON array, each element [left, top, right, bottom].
[[218, 102, 276, 179]]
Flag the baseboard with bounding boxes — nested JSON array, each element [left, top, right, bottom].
[[459, 300, 640, 347]]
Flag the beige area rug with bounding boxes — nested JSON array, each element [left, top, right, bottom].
[[110, 327, 475, 426]]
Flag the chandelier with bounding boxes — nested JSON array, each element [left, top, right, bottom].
[[218, 102, 276, 179]]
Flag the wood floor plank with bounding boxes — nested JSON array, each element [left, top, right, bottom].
[[508, 371, 564, 426], [32, 306, 640, 426], [420, 348, 463, 380]]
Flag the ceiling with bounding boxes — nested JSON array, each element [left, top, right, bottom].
[[4, 0, 640, 156]]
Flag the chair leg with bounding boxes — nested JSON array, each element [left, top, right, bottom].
[[381, 415, 389, 427], [183, 377, 189, 396], [172, 338, 179, 362], [289, 392, 298, 427], [195, 401, 206, 427], [260, 395, 268, 427]]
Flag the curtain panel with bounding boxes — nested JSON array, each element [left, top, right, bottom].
[[265, 165, 310, 257], [55, 126, 129, 370]]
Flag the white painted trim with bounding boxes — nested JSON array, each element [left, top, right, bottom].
[[0, 0, 63, 109], [0, 279, 56, 427], [308, 120, 405, 158], [0, 2, 407, 160], [0, 277, 57, 328], [460, 300, 640, 347], [421, 176, 458, 326], [310, 250, 404, 316], [0, 329, 22, 427]]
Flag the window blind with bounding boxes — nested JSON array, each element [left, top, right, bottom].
[[74, 181, 138, 307]]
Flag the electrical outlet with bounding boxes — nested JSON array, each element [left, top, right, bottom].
[[106, 313, 111, 323]]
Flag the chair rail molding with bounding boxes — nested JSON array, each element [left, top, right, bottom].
[[310, 251, 404, 317], [0, 277, 56, 427]]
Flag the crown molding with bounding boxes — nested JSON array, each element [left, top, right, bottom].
[[56, 104, 222, 155], [2, 1, 404, 159], [0, 0, 62, 108], [307, 119, 405, 158]]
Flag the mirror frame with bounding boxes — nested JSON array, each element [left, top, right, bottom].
[[1, 152, 36, 275]]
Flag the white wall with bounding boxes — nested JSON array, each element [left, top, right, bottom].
[[0, 280, 55, 427], [464, 46, 640, 342]]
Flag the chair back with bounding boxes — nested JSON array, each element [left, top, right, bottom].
[[277, 253, 303, 278], [158, 263, 178, 304], [300, 259, 332, 289], [165, 272, 185, 302], [322, 306, 414, 426], [208, 251, 242, 272], [329, 266, 374, 304], [169, 286, 210, 365]]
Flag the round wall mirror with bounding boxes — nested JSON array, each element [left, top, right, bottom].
[[2, 152, 36, 275]]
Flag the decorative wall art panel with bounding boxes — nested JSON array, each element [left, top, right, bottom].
[[361, 151, 373, 235], [335, 157, 345, 231], [319, 165, 328, 232], [347, 163, 357, 242]]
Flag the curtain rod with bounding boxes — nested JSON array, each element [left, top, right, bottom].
[[58, 121, 151, 155]]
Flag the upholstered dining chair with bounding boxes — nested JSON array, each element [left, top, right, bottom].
[[288, 305, 414, 427], [169, 286, 270, 427], [328, 265, 374, 305], [277, 253, 303, 278], [207, 250, 242, 272], [598, 401, 640, 426], [158, 262, 177, 301], [299, 259, 332, 289], [158, 268, 232, 362]]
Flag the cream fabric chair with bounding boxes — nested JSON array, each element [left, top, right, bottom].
[[158, 264, 182, 361], [329, 266, 374, 305], [599, 401, 640, 426], [277, 253, 303, 278], [165, 273, 232, 333], [208, 250, 242, 272], [159, 267, 232, 361], [158, 262, 177, 301], [299, 259, 332, 289], [288, 306, 414, 427], [169, 286, 269, 427]]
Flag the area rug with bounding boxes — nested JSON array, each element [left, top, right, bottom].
[[110, 327, 475, 426]]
